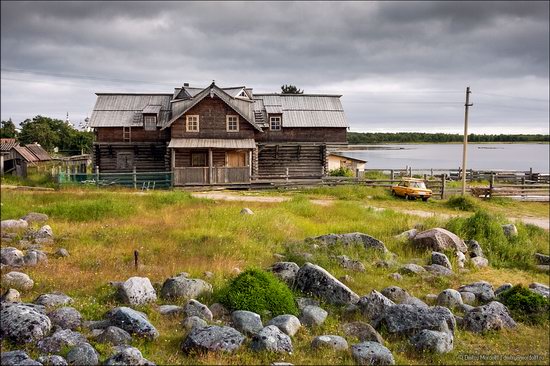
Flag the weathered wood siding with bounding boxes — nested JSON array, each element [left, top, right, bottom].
[[255, 127, 347, 143], [257, 144, 326, 179], [174, 149, 227, 168], [93, 143, 169, 172], [95, 127, 168, 142]]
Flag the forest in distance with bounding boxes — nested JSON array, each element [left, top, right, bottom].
[[347, 132, 550, 144]]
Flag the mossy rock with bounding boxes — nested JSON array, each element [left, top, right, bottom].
[[498, 285, 549, 325]]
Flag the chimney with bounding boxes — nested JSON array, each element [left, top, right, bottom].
[[183, 83, 189, 87]]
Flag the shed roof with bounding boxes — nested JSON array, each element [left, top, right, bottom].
[[89, 94, 172, 127], [1, 138, 18, 152], [25, 144, 51, 161], [168, 138, 256, 149], [328, 152, 367, 163], [13, 145, 39, 162]]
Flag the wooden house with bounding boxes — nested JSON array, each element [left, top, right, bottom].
[[89, 82, 348, 186]]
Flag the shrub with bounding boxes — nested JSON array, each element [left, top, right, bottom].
[[498, 285, 549, 325], [445, 195, 480, 211], [216, 269, 298, 319], [329, 167, 354, 177]]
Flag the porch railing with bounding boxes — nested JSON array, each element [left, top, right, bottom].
[[173, 166, 250, 185]]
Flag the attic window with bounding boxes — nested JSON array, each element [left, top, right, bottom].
[[144, 115, 157, 131], [270, 116, 282, 131], [226, 115, 239, 132], [186, 115, 199, 132]]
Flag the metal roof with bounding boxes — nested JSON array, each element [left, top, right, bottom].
[[328, 152, 367, 163], [168, 138, 256, 149], [13, 145, 39, 162], [142, 105, 162, 114], [89, 94, 172, 127]]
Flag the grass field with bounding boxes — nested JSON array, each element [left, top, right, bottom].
[[0, 186, 548, 365]]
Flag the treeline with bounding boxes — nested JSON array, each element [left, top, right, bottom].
[[348, 132, 550, 144], [1, 116, 94, 155]]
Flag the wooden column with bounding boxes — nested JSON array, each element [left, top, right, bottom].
[[248, 150, 252, 181], [208, 148, 213, 184], [171, 149, 175, 187]]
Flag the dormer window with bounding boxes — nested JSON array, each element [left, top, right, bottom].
[[226, 115, 239, 132], [186, 115, 199, 132], [270, 116, 282, 131], [143, 115, 157, 131]]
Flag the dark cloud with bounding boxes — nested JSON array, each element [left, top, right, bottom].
[[1, 1, 548, 133]]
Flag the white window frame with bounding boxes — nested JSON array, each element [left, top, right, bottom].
[[143, 115, 157, 131], [186, 115, 199, 132], [226, 115, 239, 132], [270, 116, 282, 131]]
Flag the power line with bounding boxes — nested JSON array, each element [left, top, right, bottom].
[[476, 91, 549, 103]]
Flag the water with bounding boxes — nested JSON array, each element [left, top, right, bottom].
[[340, 143, 550, 173]]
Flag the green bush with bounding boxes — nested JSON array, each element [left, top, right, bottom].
[[498, 285, 549, 325], [445, 195, 480, 211], [216, 269, 298, 319], [329, 167, 354, 177]]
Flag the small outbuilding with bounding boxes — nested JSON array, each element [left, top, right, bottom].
[[1, 143, 51, 177], [327, 152, 366, 177]]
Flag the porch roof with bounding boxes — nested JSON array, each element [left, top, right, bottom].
[[168, 138, 256, 149]]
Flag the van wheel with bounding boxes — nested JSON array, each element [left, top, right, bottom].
[[405, 194, 410, 200], [422, 197, 429, 202], [391, 190, 396, 196]]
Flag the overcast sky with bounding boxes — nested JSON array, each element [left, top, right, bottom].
[[1, 1, 548, 133]]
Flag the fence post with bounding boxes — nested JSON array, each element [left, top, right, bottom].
[[521, 176, 526, 199], [423, 173, 427, 181], [133, 166, 137, 190], [409, 166, 412, 177], [390, 169, 394, 181], [285, 167, 289, 182], [490, 173, 495, 199], [430, 168, 433, 178], [95, 166, 99, 186], [440, 174, 446, 199], [529, 167, 533, 181]]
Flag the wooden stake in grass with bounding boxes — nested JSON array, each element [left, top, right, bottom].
[[134, 250, 139, 270]]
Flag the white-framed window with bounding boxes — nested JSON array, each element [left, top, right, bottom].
[[226, 115, 239, 132], [270, 116, 282, 131], [143, 115, 157, 131], [186, 115, 199, 132]]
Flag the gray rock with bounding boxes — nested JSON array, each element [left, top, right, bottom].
[[160, 275, 212, 300], [395, 228, 418, 240], [107, 307, 159, 340], [388, 273, 402, 281], [410, 328, 454, 353], [21, 212, 49, 224], [309, 232, 388, 252], [1, 271, 33, 292], [269, 262, 299, 285], [459, 304, 474, 313], [37, 355, 68, 366], [502, 224, 518, 238], [535, 264, 550, 273], [467, 240, 484, 258], [83, 319, 111, 330], [54, 248, 70, 258], [374, 304, 456, 337], [458, 281, 495, 302], [463, 301, 516, 333], [529, 282, 549, 298], [455, 251, 466, 268], [181, 325, 245, 353], [460, 291, 476, 305], [103, 346, 155, 366], [37, 329, 87, 354], [342, 322, 384, 343], [209, 303, 230, 320], [23, 249, 48, 267], [423, 264, 454, 276], [94, 326, 132, 345], [1, 247, 25, 267], [1, 351, 41, 366], [295, 297, 320, 310], [1, 219, 29, 232], [158, 305, 183, 316], [184, 299, 213, 322], [398, 263, 426, 275], [336, 255, 366, 272], [231, 310, 263, 336], [0, 302, 51, 344], [1, 288, 21, 303], [35, 292, 73, 308], [66, 343, 99, 366], [240, 208, 254, 215], [494, 283, 513, 296], [471, 257, 489, 268], [48, 307, 82, 330], [357, 290, 395, 323], [381, 286, 410, 303], [431, 252, 452, 270], [294, 262, 359, 305], [250, 325, 293, 353], [413, 228, 467, 253], [534, 253, 550, 265], [352, 341, 395, 365], [267, 315, 301, 337], [182, 316, 207, 332], [116, 277, 157, 306], [311, 335, 348, 351], [300, 305, 328, 326], [36, 225, 54, 239], [437, 289, 464, 309]]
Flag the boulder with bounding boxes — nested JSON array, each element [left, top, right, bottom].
[[460, 291, 476, 305], [21, 212, 49, 224], [181, 325, 245, 353], [182, 316, 207, 332], [351, 341, 395, 365], [455, 251, 466, 269], [1, 288, 21, 303], [431, 252, 452, 270], [336, 255, 366, 272], [107, 307, 159, 340], [1, 247, 25, 267], [37, 355, 68, 366], [437, 289, 463, 310], [374, 304, 455, 337], [160, 275, 212, 300], [501, 224, 518, 238], [311, 335, 348, 351], [267, 315, 301, 337], [413, 228, 467, 253], [83, 319, 111, 330], [65, 343, 99, 366], [381, 286, 411, 303], [2, 271, 34, 292], [357, 290, 395, 323], [410, 328, 454, 353], [23, 249, 48, 267], [250, 325, 293, 353], [158, 305, 183, 316], [1, 351, 41, 366], [398, 263, 426, 275], [35, 292, 73, 308], [209, 303, 230, 320], [423, 264, 454, 276], [395, 229, 418, 240], [48, 307, 82, 330], [116, 277, 157, 306], [37, 329, 87, 354], [240, 208, 254, 215], [467, 240, 484, 258], [462, 301, 516, 333], [94, 326, 132, 345], [36, 225, 54, 239], [294, 263, 359, 305], [300, 305, 328, 327], [534, 253, 550, 265], [231, 310, 263, 336], [494, 283, 513, 296], [342, 322, 384, 344], [295, 297, 320, 310], [529, 283, 549, 298], [308, 232, 388, 252], [458, 281, 495, 302], [184, 299, 213, 322], [54, 248, 70, 258], [471, 257, 489, 268], [1, 219, 29, 232], [269, 262, 300, 285], [0, 302, 51, 344], [103, 346, 155, 366]]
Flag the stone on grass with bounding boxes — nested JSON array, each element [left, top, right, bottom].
[[1, 247, 25, 267], [437, 289, 464, 310], [388, 273, 402, 281], [94, 326, 132, 345], [209, 303, 230, 320], [250, 325, 293, 353], [1, 271, 33, 292], [54, 248, 70, 258], [48, 306, 82, 330], [83, 319, 111, 330], [1, 219, 29, 232], [1, 288, 21, 303], [534, 253, 550, 265], [295, 297, 320, 310], [494, 284, 513, 296], [502, 224, 518, 238], [455, 251, 466, 268], [471, 257, 489, 268], [294, 262, 359, 305], [413, 228, 467, 253], [395, 229, 418, 240], [458, 281, 495, 302], [240, 208, 254, 215], [116, 277, 157, 306], [410, 328, 454, 353], [37, 355, 68, 366], [357, 290, 395, 323], [182, 316, 207, 332], [231, 310, 263, 336], [398, 263, 426, 275], [35, 292, 73, 308], [467, 240, 484, 258], [104, 346, 155, 366], [269, 262, 300, 285], [65, 343, 99, 366], [374, 304, 455, 337], [381, 286, 410, 303], [308, 232, 388, 252], [1, 351, 41, 366], [23, 249, 48, 267], [107, 307, 159, 340], [158, 305, 183, 316], [181, 325, 245, 354], [462, 301, 516, 333], [431, 252, 452, 270], [423, 264, 454, 276], [267, 315, 301, 337], [336, 255, 366, 272], [311, 335, 348, 351], [184, 299, 213, 322], [529, 283, 549, 298], [37, 329, 86, 354], [342, 322, 384, 344], [160, 275, 212, 300], [21, 212, 49, 224], [0, 302, 51, 344], [460, 291, 476, 305], [300, 305, 328, 327], [352, 341, 395, 365]]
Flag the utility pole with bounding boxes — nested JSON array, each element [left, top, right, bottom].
[[461, 87, 473, 196]]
